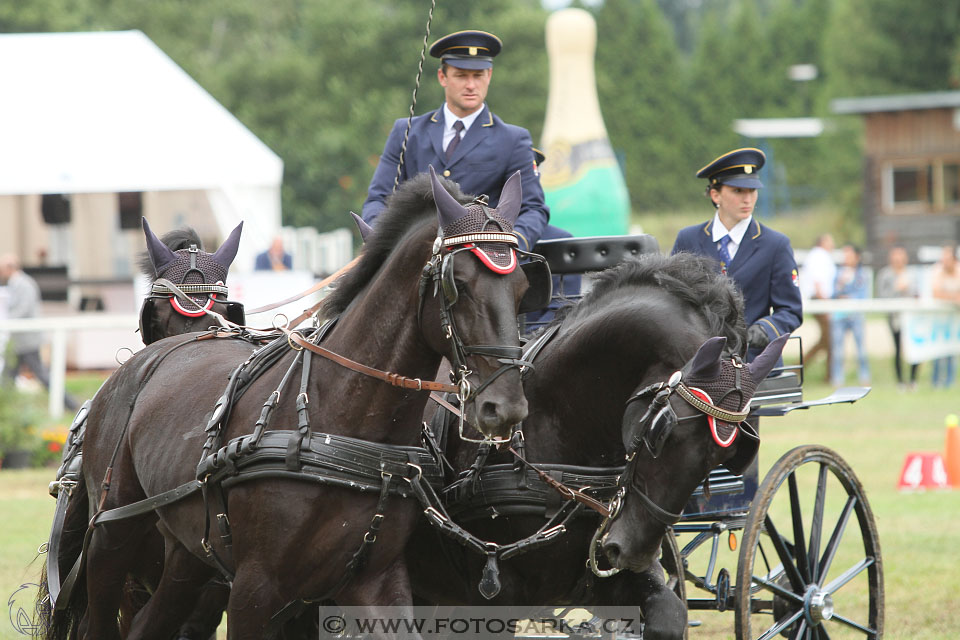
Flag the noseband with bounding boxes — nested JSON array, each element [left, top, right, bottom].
[[419, 230, 536, 443], [588, 363, 760, 577]]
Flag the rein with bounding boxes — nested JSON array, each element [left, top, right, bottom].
[[506, 445, 610, 517], [283, 329, 459, 394], [245, 256, 360, 316]]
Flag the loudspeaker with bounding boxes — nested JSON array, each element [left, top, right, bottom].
[[118, 192, 143, 230], [41, 194, 71, 225]]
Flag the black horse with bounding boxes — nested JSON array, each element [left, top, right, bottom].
[[137, 218, 245, 344], [407, 253, 787, 639], [40, 168, 537, 640], [40, 219, 247, 619]]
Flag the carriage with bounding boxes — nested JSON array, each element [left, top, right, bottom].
[[522, 234, 882, 640], [39, 189, 881, 640]]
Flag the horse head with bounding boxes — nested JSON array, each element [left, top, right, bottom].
[[138, 218, 245, 344], [419, 165, 545, 440], [599, 333, 788, 573]]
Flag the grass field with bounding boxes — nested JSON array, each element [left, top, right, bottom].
[[1, 358, 958, 639]]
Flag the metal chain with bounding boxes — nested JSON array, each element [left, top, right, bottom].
[[393, 0, 437, 193]]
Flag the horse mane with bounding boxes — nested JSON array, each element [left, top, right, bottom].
[[136, 227, 204, 279], [562, 252, 747, 355], [322, 173, 471, 317]]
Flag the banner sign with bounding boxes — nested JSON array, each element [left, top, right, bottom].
[[902, 310, 960, 364]]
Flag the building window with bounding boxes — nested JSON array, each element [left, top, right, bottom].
[[883, 159, 960, 214], [891, 166, 930, 204]]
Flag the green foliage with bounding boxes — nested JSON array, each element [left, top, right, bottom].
[[0, 385, 44, 457]]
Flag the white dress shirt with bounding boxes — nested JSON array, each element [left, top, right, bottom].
[[442, 103, 485, 149], [711, 214, 753, 262]]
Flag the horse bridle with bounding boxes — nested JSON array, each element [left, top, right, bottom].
[[420, 230, 540, 443], [588, 365, 759, 577], [149, 244, 228, 315]]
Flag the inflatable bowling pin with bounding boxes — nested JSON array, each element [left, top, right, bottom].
[[540, 8, 630, 236]]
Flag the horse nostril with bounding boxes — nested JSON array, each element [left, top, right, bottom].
[[603, 541, 622, 566], [479, 401, 501, 425]]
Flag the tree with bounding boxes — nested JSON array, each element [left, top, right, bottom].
[[594, 0, 697, 211]]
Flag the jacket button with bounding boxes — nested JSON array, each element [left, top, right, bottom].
[[443, 170, 451, 177]]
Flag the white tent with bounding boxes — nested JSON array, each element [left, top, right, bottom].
[[0, 30, 283, 271]]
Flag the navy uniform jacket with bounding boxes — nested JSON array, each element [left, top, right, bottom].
[[362, 104, 549, 251], [672, 218, 803, 354]]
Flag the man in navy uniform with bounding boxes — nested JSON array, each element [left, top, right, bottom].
[[363, 29, 562, 252], [672, 148, 802, 360]]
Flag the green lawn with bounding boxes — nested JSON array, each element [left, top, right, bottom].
[[2, 361, 958, 638]]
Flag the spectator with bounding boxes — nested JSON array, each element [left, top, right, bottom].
[[875, 246, 919, 390], [255, 236, 292, 271], [830, 244, 870, 387], [800, 233, 836, 378], [930, 244, 960, 388], [0, 254, 79, 411]]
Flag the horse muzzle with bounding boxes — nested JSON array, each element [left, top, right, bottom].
[[462, 384, 527, 441], [600, 526, 661, 574]]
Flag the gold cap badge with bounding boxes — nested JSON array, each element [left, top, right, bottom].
[[469, 47, 478, 56]]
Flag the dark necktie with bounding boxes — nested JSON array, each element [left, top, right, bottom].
[[718, 235, 733, 268], [446, 120, 464, 161]]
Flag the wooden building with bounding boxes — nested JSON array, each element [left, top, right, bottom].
[[832, 91, 960, 261]]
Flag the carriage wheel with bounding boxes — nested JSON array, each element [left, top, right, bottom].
[[734, 445, 883, 640], [660, 530, 689, 639], [660, 531, 688, 614]]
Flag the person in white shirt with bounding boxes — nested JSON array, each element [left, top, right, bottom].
[[801, 233, 836, 377]]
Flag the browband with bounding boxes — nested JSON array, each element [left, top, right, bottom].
[[674, 382, 750, 424], [442, 232, 519, 248], [151, 283, 230, 297]]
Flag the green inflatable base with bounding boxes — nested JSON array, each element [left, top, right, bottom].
[[543, 165, 630, 237]]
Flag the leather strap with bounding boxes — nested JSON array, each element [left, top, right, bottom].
[[507, 446, 611, 517], [246, 256, 360, 315], [284, 329, 459, 394]]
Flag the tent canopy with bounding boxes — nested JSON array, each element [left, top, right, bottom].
[[0, 30, 282, 196], [0, 30, 284, 270]]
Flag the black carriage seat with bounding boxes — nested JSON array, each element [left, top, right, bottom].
[[749, 370, 802, 408], [531, 234, 660, 274]]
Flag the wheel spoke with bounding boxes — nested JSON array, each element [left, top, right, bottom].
[[756, 609, 804, 640], [764, 514, 805, 592], [788, 472, 810, 582], [824, 556, 875, 594], [787, 619, 808, 640], [749, 573, 804, 604], [827, 610, 877, 635], [815, 624, 833, 640], [808, 464, 828, 583], [817, 495, 856, 583]]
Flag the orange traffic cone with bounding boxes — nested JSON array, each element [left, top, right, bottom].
[[945, 414, 960, 488]]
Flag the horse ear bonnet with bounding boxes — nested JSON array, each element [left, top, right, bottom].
[[350, 212, 375, 242], [431, 165, 522, 270], [683, 336, 766, 474]]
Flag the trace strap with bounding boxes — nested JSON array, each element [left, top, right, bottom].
[[283, 329, 459, 394]]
